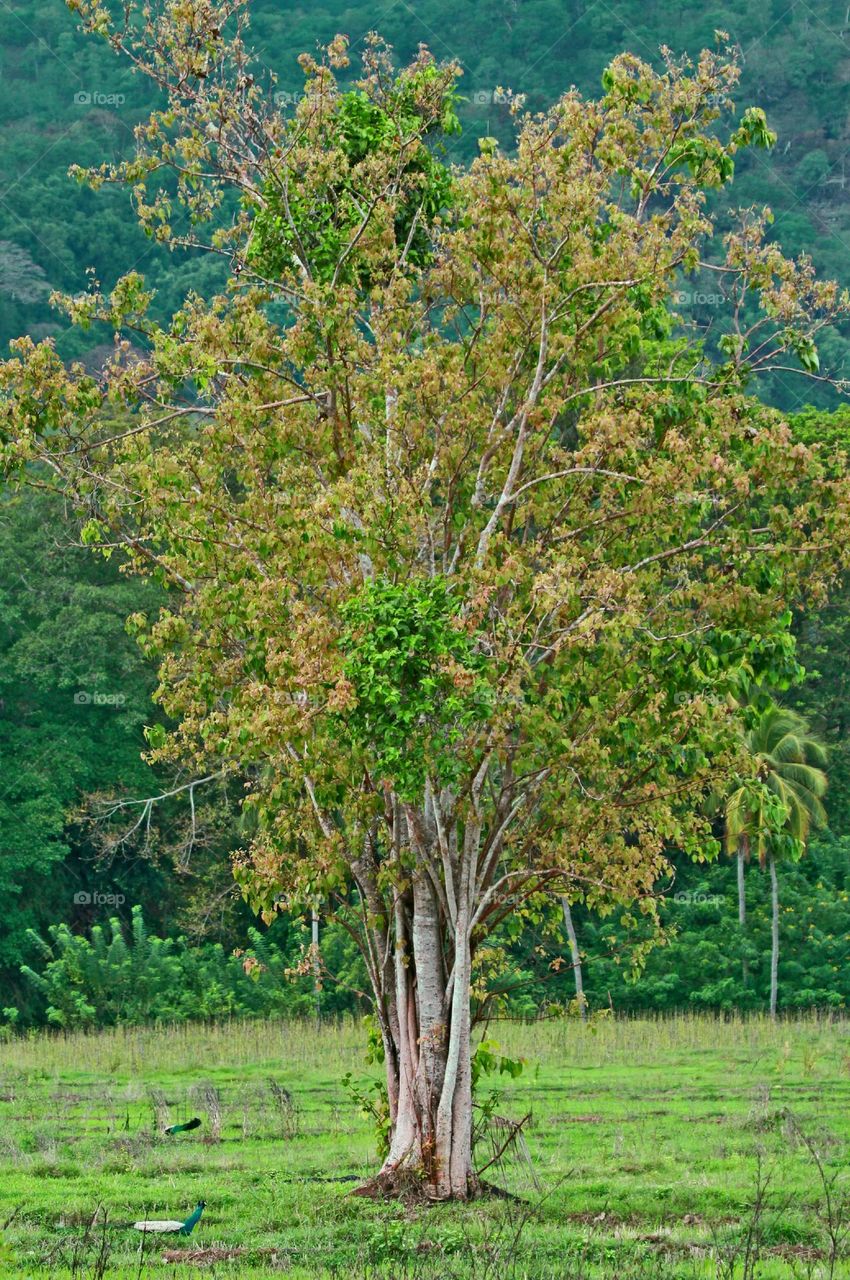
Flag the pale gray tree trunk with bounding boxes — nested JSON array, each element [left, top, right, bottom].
[[367, 802, 480, 1200], [377, 905, 475, 1199], [311, 905, 321, 1027], [769, 856, 780, 1020], [354, 769, 523, 1200], [433, 814, 479, 1199], [382, 895, 422, 1169], [560, 896, 586, 1020]]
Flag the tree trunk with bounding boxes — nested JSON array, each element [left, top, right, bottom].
[[769, 856, 780, 1020], [560, 896, 586, 1020], [358, 834, 478, 1201], [369, 911, 476, 1200], [311, 905, 321, 1027], [737, 850, 748, 987]]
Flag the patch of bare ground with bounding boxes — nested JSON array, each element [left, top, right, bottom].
[[766, 1243, 826, 1261], [162, 1246, 278, 1265]]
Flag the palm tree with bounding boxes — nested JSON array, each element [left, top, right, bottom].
[[724, 704, 827, 1019]]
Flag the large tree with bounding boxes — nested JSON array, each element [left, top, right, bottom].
[[2, 1, 850, 1198]]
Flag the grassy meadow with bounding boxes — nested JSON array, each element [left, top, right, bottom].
[[1, 1015, 850, 1277]]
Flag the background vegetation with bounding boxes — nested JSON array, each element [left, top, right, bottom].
[[5, 1, 850, 407], [4, 0, 850, 1028]]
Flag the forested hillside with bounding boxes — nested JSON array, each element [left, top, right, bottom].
[[5, 1, 850, 402], [3, 0, 850, 1028]]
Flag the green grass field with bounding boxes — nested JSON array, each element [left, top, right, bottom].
[[1, 1015, 849, 1278]]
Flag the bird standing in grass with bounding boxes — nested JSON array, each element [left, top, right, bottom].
[[133, 1201, 206, 1235], [164, 1117, 201, 1135]]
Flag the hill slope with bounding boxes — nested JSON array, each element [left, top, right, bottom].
[[2, 0, 850, 405]]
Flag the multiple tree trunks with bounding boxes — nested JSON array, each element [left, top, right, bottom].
[[372, 881, 477, 1200], [352, 797, 485, 1200]]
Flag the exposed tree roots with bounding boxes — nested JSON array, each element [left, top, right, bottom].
[[352, 1167, 520, 1204]]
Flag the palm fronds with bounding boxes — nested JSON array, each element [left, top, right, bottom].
[[724, 704, 828, 867]]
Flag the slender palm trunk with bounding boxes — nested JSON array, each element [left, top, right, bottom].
[[311, 905, 321, 1027], [561, 896, 586, 1020], [737, 850, 748, 987], [769, 856, 780, 1020]]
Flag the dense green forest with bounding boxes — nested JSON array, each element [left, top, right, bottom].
[[3, 0, 850, 1028]]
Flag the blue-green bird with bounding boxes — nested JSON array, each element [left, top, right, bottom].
[[133, 1200, 206, 1235], [164, 1117, 201, 1135]]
